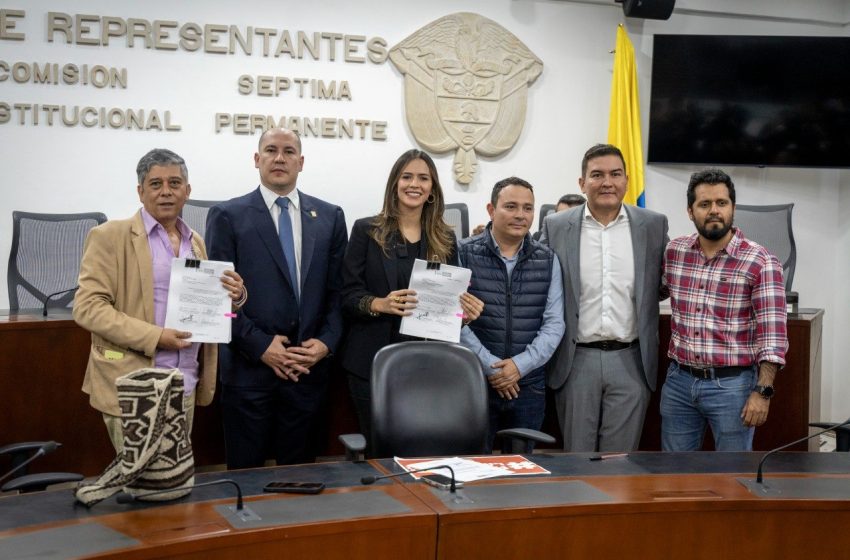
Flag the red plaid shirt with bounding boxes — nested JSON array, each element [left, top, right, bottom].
[[664, 228, 787, 368]]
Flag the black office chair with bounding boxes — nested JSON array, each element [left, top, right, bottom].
[[734, 204, 796, 292], [340, 341, 554, 459], [0, 441, 83, 493], [537, 204, 556, 232], [8, 211, 107, 311], [444, 203, 470, 240], [742, 203, 829, 450], [181, 199, 220, 241]]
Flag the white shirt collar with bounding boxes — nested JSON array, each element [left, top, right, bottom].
[[260, 184, 300, 211], [582, 203, 629, 227]]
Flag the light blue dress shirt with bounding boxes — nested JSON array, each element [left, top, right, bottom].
[[459, 232, 565, 378]]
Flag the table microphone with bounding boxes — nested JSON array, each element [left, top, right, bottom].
[[41, 286, 79, 317], [361, 465, 458, 493], [0, 441, 60, 484], [756, 417, 850, 483], [116, 478, 244, 510]]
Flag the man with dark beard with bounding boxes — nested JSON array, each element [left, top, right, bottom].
[[660, 168, 788, 451]]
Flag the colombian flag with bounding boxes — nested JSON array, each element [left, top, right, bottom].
[[608, 25, 645, 207]]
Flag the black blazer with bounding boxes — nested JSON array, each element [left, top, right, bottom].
[[340, 216, 458, 379]]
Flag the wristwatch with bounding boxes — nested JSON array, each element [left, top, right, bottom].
[[754, 385, 775, 399]]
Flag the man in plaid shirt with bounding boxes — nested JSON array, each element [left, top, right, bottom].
[[661, 168, 788, 451]]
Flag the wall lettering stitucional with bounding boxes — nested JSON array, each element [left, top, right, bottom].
[[0, 103, 180, 130]]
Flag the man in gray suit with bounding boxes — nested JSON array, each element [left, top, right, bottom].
[[540, 144, 668, 452]]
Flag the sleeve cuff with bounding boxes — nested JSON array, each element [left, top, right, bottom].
[[358, 295, 379, 316], [232, 285, 248, 309], [512, 355, 532, 378]]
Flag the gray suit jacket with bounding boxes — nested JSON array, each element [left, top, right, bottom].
[[540, 203, 669, 392]]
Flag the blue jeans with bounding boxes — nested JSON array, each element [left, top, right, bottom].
[[660, 361, 756, 451], [487, 375, 546, 453]]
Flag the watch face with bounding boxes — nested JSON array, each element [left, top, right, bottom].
[[758, 385, 775, 398]]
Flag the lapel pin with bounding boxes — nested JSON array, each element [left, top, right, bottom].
[[309, 210, 317, 218]]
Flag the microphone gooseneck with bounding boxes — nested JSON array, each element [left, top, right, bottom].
[[0, 441, 61, 484], [41, 286, 79, 317], [756, 417, 850, 483], [116, 478, 244, 510], [361, 464, 458, 493]]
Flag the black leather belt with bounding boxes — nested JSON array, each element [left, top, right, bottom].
[[576, 339, 638, 351], [678, 363, 751, 379]]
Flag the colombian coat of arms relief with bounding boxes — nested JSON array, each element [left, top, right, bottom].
[[389, 13, 543, 185]]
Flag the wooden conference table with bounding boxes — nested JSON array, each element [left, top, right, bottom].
[[1, 452, 849, 559], [0, 308, 825, 477]]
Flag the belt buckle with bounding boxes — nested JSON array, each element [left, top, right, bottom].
[[599, 341, 612, 351], [692, 366, 713, 379]]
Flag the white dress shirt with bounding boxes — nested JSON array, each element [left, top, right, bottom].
[[577, 204, 637, 342]]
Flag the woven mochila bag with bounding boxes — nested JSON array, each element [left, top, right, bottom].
[[75, 368, 194, 507]]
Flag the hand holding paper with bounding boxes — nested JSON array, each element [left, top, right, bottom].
[[459, 291, 484, 323], [375, 288, 418, 316], [156, 328, 193, 350], [220, 269, 246, 305]]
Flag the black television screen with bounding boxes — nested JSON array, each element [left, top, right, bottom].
[[648, 35, 850, 168]]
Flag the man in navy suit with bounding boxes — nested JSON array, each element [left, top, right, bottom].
[[206, 128, 347, 468]]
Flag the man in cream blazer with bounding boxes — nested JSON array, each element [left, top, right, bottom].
[[74, 148, 244, 452]]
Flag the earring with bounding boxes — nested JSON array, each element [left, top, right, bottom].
[[427, 194, 436, 204]]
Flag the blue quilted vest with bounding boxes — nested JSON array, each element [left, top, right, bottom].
[[458, 228, 554, 384]]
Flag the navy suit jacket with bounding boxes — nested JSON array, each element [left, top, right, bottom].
[[206, 187, 348, 388]]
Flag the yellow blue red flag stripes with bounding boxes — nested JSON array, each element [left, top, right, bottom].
[[608, 25, 645, 207]]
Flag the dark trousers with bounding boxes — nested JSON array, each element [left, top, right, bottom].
[[221, 369, 329, 469], [487, 375, 546, 453]]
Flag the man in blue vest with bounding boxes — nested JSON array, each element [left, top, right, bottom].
[[458, 177, 565, 451]]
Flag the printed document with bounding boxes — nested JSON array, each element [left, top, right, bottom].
[[164, 259, 234, 343], [399, 259, 472, 343]]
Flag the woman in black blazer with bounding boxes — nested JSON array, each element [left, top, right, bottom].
[[340, 149, 483, 439]]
